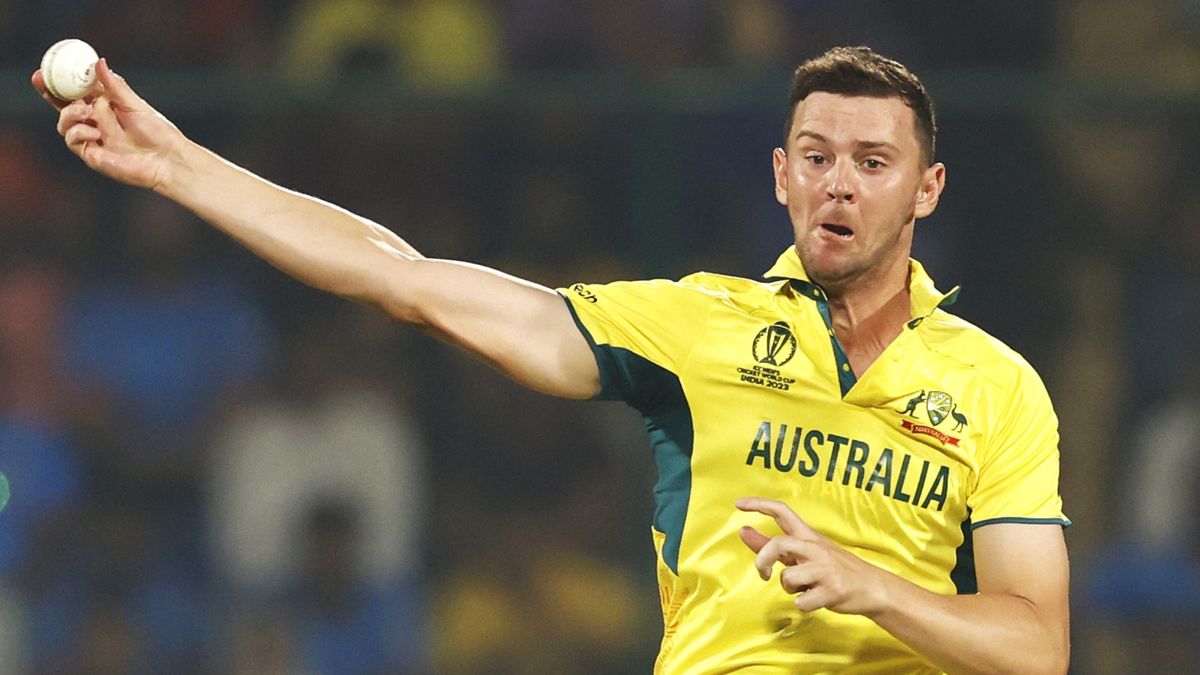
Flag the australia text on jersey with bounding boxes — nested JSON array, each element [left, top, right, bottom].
[[744, 420, 952, 511]]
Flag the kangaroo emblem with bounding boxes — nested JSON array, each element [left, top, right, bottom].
[[950, 404, 969, 432], [898, 390, 926, 417]]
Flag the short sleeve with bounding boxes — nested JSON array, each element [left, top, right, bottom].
[[968, 363, 1070, 530], [557, 279, 713, 412]]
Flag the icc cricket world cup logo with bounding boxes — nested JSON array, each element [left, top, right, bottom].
[[753, 322, 797, 367]]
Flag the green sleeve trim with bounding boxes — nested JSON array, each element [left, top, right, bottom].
[[557, 293, 694, 575], [601, 345, 694, 575], [953, 513, 1069, 593], [950, 515, 976, 594], [557, 291, 619, 401], [558, 291, 599, 350], [970, 516, 1072, 530]]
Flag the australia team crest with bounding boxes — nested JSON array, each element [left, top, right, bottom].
[[925, 391, 953, 426], [897, 389, 969, 445]]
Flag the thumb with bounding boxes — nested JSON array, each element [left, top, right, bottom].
[[95, 58, 147, 111]]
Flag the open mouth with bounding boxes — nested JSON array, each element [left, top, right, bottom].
[[820, 223, 854, 239]]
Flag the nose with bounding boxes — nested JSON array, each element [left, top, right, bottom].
[[826, 162, 855, 203]]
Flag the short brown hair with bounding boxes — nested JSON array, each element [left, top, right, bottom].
[[785, 46, 937, 166]]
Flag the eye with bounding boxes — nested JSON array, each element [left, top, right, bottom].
[[805, 154, 827, 166], [862, 158, 884, 170]]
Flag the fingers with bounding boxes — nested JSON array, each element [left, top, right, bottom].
[[753, 535, 820, 580], [779, 564, 820, 595], [757, 540, 841, 612], [65, 120, 102, 148], [749, 537, 837, 612], [738, 525, 770, 553], [59, 100, 101, 162], [736, 496, 819, 539], [57, 100, 92, 136], [792, 584, 835, 613], [89, 96, 127, 142], [58, 96, 131, 163]]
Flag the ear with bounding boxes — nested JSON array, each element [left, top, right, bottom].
[[772, 147, 789, 206], [914, 162, 945, 219]]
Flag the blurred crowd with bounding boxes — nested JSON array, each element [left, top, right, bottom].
[[1, 1, 1199, 673]]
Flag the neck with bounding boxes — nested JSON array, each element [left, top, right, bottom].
[[822, 256, 912, 376]]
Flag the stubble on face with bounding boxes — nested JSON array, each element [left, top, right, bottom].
[[777, 93, 928, 295]]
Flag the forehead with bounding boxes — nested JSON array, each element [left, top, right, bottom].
[[790, 92, 919, 152]]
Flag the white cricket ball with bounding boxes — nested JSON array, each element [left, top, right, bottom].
[[40, 38, 99, 101]]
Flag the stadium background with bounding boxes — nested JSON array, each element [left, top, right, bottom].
[[1, 1, 1198, 672]]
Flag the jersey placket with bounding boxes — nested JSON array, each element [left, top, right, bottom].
[[790, 279, 857, 397]]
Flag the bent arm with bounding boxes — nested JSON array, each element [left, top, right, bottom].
[[740, 499, 1069, 674], [868, 523, 1070, 675]]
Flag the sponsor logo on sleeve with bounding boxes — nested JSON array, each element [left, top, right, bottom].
[[570, 283, 598, 303]]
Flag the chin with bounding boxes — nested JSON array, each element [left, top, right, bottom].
[[809, 269, 860, 291], [800, 255, 860, 287]]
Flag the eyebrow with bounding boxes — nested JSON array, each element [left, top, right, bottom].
[[795, 130, 900, 154]]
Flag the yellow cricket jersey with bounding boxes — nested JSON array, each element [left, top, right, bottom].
[[557, 247, 1068, 674]]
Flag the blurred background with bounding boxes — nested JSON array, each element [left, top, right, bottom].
[[0, 0, 1198, 673]]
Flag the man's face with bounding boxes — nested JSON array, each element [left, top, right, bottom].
[[773, 93, 944, 291]]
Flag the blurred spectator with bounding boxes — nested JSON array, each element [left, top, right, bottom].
[[582, 0, 706, 71], [1125, 184, 1200, 410], [0, 130, 93, 265], [506, 0, 594, 70], [1038, 0, 1200, 552], [208, 305, 426, 593], [508, 0, 711, 72], [431, 513, 649, 674], [0, 261, 87, 673], [718, 0, 795, 68], [62, 192, 270, 511], [27, 500, 212, 672], [33, 192, 271, 669], [279, 499, 424, 675], [0, 415, 81, 671], [495, 113, 631, 282], [80, 0, 281, 69], [0, 261, 78, 429], [84, 1, 200, 67], [1049, 0, 1200, 240], [224, 611, 306, 675], [63, 600, 143, 675], [1079, 354, 1200, 673], [427, 350, 657, 673], [207, 304, 428, 673], [180, 0, 280, 68], [1077, 177, 1200, 674], [279, 0, 504, 90]]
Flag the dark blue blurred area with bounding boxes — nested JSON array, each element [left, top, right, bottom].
[[1, 1, 1199, 673]]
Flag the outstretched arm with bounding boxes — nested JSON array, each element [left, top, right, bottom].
[[34, 59, 600, 399], [738, 497, 1069, 675]]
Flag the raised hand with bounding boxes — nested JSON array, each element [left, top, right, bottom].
[[32, 58, 185, 191], [736, 496, 890, 616]]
